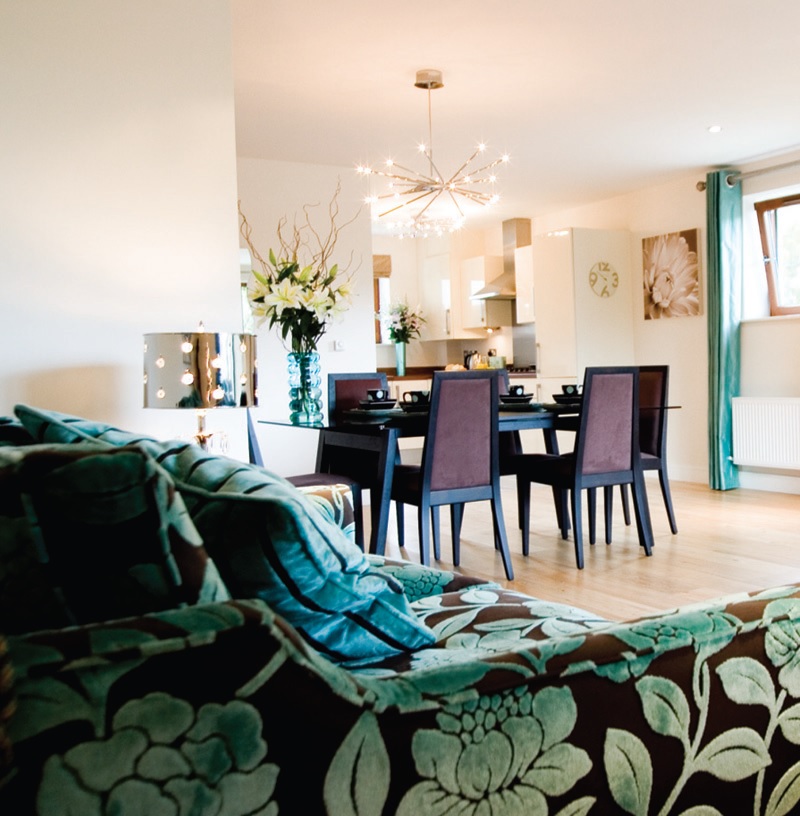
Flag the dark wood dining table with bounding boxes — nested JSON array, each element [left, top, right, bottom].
[[260, 404, 580, 555]]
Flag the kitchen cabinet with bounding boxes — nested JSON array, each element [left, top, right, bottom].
[[419, 254, 453, 341], [513, 244, 535, 324], [532, 227, 634, 381], [419, 253, 512, 341]]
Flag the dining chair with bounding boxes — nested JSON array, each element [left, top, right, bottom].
[[283, 373, 390, 550], [496, 370, 570, 548], [296, 372, 393, 550], [509, 366, 654, 569], [606, 364, 678, 536], [391, 370, 514, 580]]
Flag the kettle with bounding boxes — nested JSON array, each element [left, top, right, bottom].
[[464, 350, 479, 369]]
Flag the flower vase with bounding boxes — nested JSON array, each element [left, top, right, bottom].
[[288, 351, 324, 425], [394, 342, 407, 377]]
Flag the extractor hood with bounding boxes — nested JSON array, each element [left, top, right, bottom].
[[471, 217, 532, 300]]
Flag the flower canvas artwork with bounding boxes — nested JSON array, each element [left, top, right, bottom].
[[642, 228, 701, 319]]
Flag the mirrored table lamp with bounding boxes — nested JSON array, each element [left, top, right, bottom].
[[143, 330, 258, 449]]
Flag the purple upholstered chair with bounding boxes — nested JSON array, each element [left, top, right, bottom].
[[509, 367, 654, 569], [391, 370, 514, 580], [611, 365, 677, 535], [287, 372, 390, 550]]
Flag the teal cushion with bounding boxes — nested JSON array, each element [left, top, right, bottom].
[[0, 442, 229, 633], [14, 405, 435, 661]]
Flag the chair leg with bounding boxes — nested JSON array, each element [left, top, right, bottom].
[[490, 497, 514, 580], [552, 486, 569, 533], [619, 484, 631, 526], [587, 488, 597, 545], [451, 503, 464, 566], [570, 488, 585, 569], [417, 499, 431, 566], [558, 489, 569, 540], [630, 471, 654, 556], [518, 477, 531, 556], [351, 484, 365, 550], [396, 501, 405, 547], [658, 467, 679, 534], [603, 486, 613, 544], [431, 506, 441, 561]]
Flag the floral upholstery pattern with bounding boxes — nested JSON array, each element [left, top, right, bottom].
[[6, 558, 800, 814]]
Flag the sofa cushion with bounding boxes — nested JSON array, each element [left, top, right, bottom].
[[0, 417, 35, 448], [13, 405, 436, 662], [0, 443, 229, 633]]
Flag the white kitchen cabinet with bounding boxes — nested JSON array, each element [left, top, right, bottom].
[[419, 253, 512, 341], [532, 228, 634, 380], [513, 244, 535, 324], [419, 254, 453, 340]]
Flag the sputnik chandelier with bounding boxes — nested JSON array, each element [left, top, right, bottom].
[[356, 69, 509, 238]]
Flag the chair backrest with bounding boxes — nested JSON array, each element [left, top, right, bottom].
[[327, 372, 389, 422], [574, 367, 639, 476], [496, 368, 523, 466], [422, 370, 499, 492], [638, 365, 669, 458]]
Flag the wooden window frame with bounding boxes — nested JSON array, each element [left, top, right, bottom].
[[754, 193, 800, 316]]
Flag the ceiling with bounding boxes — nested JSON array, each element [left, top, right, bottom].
[[232, 0, 800, 232]]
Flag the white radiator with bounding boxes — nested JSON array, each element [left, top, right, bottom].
[[732, 397, 800, 469]]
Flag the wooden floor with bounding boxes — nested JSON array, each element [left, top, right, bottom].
[[372, 476, 800, 621]]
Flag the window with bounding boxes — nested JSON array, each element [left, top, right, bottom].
[[754, 194, 800, 316]]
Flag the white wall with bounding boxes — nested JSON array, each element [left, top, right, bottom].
[[528, 173, 710, 484], [236, 158, 376, 473], [0, 1, 247, 453]]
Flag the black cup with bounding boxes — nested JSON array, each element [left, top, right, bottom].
[[508, 384, 526, 397], [367, 388, 389, 401], [403, 390, 430, 404], [562, 383, 581, 396]]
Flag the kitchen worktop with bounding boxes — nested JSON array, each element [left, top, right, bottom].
[[379, 366, 537, 382]]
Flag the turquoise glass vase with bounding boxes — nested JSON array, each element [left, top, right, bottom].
[[395, 342, 407, 377], [288, 350, 323, 425]]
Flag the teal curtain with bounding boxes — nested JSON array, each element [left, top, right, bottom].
[[706, 170, 742, 490]]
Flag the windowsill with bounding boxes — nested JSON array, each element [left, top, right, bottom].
[[741, 313, 800, 326]]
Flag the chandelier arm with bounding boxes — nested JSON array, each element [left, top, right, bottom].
[[445, 147, 483, 183], [445, 189, 467, 218], [413, 189, 447, 221], [378, 189, 438, 218], [374, 163, 436, 181]]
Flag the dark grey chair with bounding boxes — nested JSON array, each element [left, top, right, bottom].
[[509, 367, 654, 569], [391, 370, 513, 579], [609, 364, 678, 536]]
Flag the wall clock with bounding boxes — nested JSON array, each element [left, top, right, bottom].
[[588, 261, 619, 298]]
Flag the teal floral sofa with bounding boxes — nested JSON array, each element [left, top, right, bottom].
[[4, 407, 800, 815]]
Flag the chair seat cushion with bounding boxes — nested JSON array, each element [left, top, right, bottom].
[[390, 464, 422, 500], [512, 452, 575, 484], [641, 452, 660, 468], [14, 405, 435, 662]]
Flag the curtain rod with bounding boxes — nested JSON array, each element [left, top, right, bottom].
[[696, 157, 800, 191]]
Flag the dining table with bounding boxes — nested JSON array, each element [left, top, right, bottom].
[[259, 402, 581, 556]]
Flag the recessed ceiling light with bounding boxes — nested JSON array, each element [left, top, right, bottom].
[[708, 125, 722, 134]]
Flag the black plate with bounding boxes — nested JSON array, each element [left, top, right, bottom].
[[500, 394, 533, 404], [552, 393, 582, 405], [399, 402, 429, 413], [359, 399, 397, 410]]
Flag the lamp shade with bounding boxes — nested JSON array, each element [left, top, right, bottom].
[[143, 332, 257, 410]]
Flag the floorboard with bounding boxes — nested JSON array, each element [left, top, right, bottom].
[[371, 476, 800, 621]]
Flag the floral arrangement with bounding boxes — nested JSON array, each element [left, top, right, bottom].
[[239, 183, 358, 353], [385, 300, 425, 344]]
